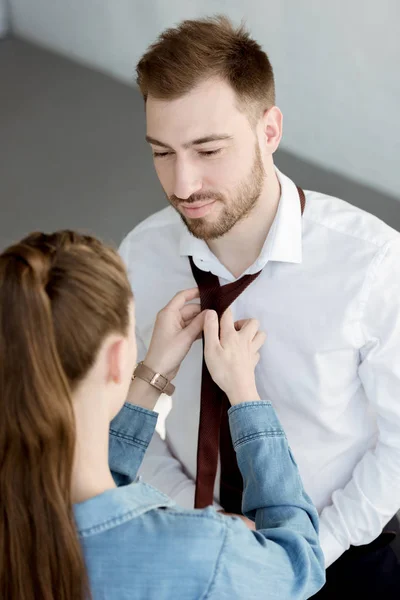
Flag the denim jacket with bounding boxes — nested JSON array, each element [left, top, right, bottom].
[[74, 402, 325, 599]]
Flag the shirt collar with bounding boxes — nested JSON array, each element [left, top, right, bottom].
[[179, 168, 303, 279], [265, 168, 303, 265]]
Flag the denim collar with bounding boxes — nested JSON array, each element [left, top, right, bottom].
[[74, 482, 175, 538]]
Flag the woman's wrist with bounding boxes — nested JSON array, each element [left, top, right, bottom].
[[141, 353, 176, 382], [126, 376, 162, 411], [225, 382, 260, 406]]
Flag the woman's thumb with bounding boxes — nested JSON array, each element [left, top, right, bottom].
[[203, 310, 219, 353]]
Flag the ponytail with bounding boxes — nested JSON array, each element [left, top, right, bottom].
[[0, 243, 89, 600]]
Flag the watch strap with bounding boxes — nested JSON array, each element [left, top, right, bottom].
[[133, 362, 175, 396]]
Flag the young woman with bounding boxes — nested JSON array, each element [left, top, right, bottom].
[[0, 230, 324, 599]]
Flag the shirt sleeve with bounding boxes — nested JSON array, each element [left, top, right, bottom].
[[318, 239, 400, 566], [206, 402, 325, 599], [109, 403, 158, 486]]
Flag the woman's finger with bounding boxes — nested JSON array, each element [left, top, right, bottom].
[[164, 288, 200, 312], [183, 318, 204, 339], [203, 310, 220, 354], [182, 309, 207, 343], [239, 318, 260, 340], [252, 331, 267, 352], [234, 319, 248, 331], [219, 308, 235, 344], [181, 303, 202, 322]]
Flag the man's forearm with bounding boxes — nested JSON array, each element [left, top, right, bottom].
[[317, 442, 400, 567]]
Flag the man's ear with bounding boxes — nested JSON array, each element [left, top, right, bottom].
[[261, 106, 283, 155]]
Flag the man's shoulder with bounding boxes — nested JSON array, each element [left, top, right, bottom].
[[122, 206, 181, 246], [304, 190, 400, 250], [118, 206, 185, 269]]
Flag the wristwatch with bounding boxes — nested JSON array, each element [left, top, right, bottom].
[[132, 361, 175, 396]]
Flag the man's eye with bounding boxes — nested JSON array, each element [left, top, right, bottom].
[[153, 151, 172, 158], [199, 149, 222, 157]]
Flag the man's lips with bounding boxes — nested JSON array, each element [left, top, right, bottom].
[[179, 199, 216, 218]]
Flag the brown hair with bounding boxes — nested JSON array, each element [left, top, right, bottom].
[[0, 230, 132, 600], [136, 15, 275, 122]]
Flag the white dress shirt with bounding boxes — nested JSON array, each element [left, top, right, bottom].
[[119, 169, 400, 567]]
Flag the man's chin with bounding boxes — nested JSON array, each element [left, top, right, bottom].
[[182, 217, 232, 241], [177, 213, 211, 240]]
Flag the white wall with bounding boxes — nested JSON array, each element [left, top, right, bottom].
[[9, 0, 400, 198]]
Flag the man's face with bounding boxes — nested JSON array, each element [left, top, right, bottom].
[[146, 78, 266, 240]]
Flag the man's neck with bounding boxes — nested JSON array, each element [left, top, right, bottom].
[[207, 170, 281, 279]]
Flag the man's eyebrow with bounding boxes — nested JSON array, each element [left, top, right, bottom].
[[145, 134, 233, 149], [145, 136, 172, 148], [186, 135, 233, 147]]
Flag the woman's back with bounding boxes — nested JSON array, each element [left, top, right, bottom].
[[75, 401, 324, 600], [76, 485, 222, 600]]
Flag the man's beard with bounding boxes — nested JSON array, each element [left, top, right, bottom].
[[168, 143, 265, 241]]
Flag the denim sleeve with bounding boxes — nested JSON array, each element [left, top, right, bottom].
[[208, 402, 325, 599], [109, 402, 158, 487]]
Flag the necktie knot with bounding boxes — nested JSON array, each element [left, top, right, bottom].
[[189, 258, 262, 318]]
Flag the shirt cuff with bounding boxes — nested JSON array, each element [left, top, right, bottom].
[[228, 401, 282, 447], [110, 402, 158, 447], [318, 520, 347, 568]]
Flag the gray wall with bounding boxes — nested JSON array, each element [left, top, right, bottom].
[[8, 0, 400, 200], [0, 0, 9, 37]]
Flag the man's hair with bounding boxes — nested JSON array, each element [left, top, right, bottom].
[[136, 15, 275, 122]]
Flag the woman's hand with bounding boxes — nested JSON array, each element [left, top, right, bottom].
[[143, 288, 205, 381], [203, 308, 266, 405]]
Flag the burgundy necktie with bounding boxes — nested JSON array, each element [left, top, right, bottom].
[[190, 186, 306, 512]]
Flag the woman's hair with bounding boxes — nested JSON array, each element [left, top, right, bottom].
[[136, 15, 275, 122], [0, 230, 133, 600]]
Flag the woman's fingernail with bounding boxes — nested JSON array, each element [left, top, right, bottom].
[[208, 310, 217, 320]]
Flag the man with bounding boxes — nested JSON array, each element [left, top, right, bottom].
[[120, 16, 400, 597]]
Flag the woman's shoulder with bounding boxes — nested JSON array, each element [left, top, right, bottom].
[[81, 502, 229, 598]]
